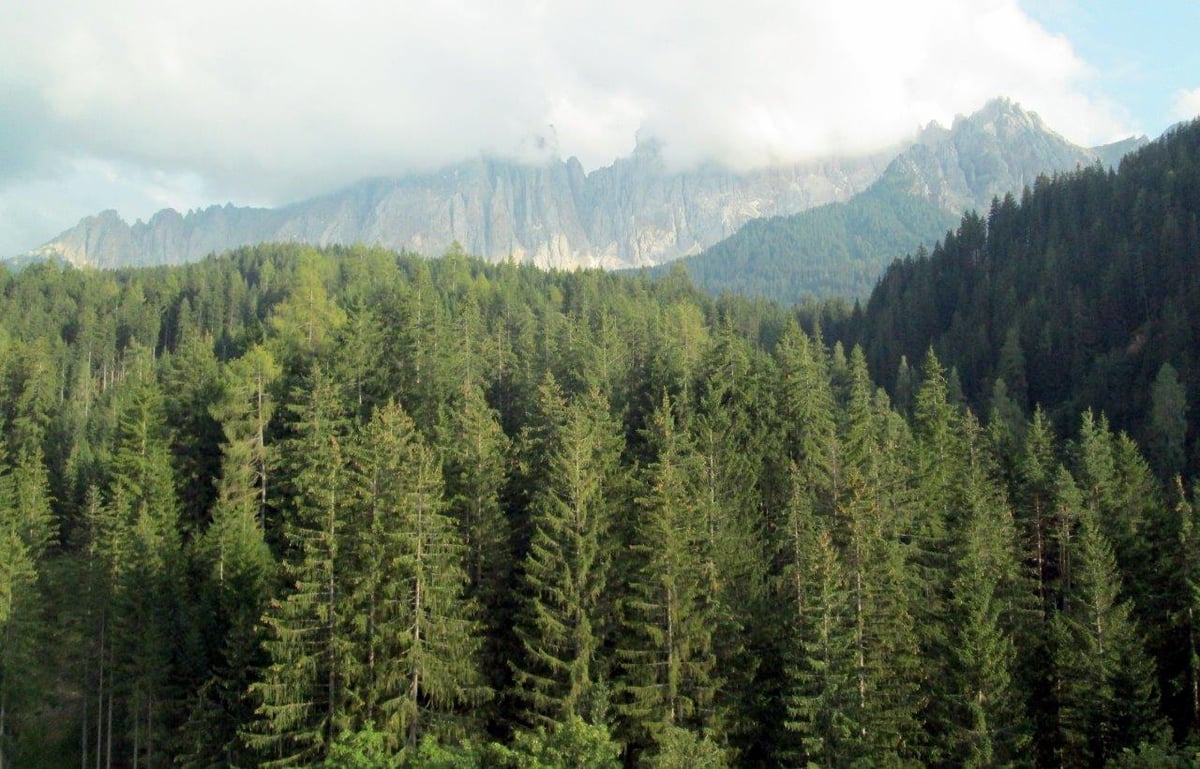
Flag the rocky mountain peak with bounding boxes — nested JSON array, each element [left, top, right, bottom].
[[15, 98, 1147, 272]]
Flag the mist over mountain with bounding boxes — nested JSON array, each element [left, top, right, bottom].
[[17, 99, 1145, 281]]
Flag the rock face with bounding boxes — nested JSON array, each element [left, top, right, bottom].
[[886, 97, 1145, 214], [24, 141, 891, 271], [20, 98, 1146, 271]]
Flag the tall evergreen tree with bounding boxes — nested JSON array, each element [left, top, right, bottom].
[[105, 346, 184, 769], [619, 395, 718, 754], [178, 347, 279, 768], [248, 364, 352, 767], [1053, 468, 1163, 767], [512, 387, 623, 728], [943, 417, 1031, 767], [0, 442, 54, 768], [781, 491, 857, 768], [439, 383, 513, 727], [345, 401, 488, 751]]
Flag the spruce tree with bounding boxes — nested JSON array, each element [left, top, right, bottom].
[[512, 387, 623, 727], [618, 394, 717, 753], [0, 442, 54, 767], [248, 364, 351, 766], [1053, 469, 1163, 767], [944, 418, 1031, 767], [346, 401, 488, 751], [179, 347, 279, 768], [106, 346, 184, 769], [782, 514, 857, 767]]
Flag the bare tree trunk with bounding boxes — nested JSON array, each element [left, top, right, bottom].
[[147, 695, 155, 769], [96, 621, 105, 769], [132, 690, 139, 769], [1, 660, 8, 769], [105, 687, 112, 769], [81, 656, 88, 769]]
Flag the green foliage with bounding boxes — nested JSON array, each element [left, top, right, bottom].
[[849, 120, 1200, 480], [486, 716, 621, 769], [403, 735, 483, 769], [512, 386, 623, 727], [640, 725, 729, 769], [618, 394, 718, 750], [663, 177, 958, 303], [0, 193, 1197, 767], [325, 722, 400, 769]]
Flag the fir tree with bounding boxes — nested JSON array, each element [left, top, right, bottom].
[[619, 395, 717, 753], [248, 364, 352, 767], [346, 401, 488, 750], [1053, 469, 1164, 767], [512, 387, 623, 727]]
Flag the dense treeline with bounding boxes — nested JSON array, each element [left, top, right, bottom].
[[844, 117, 1200, 483], [661, 168, 958, 303], [1, 234, 1198, 767]]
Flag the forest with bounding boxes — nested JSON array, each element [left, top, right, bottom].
[[1, 123, 1200, 768]]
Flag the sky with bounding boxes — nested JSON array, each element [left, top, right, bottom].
[[1, 0, 1197, 258]]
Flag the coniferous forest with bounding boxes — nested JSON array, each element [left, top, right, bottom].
[[3, 122, 1200, 768]]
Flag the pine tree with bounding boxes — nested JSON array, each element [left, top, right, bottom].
[[1053, 469, 1163, 767], [688, 385, 767, 751], [0, 442, 54, 768], [248, 364, 352, 767], [106, 346, 184, 769], [346, 401, 488, 751], [512, 387, 623, 727], [944, 419, 1031, 767], [619, 394, 717, 753], [908, 348, 963, 761], [439, 383, 513, 727], [439, 383, 512, 634], [178, 347, 279, 768], [774, 320, 837, 509], [782, 513, 857, 768], [835, 462, 922, 765]]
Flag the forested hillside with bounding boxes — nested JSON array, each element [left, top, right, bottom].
[[667, 172, 959, 301], [661, 97, 1136, 304], [845, 117, 1200, 481], [1, 233, 1198, 767]]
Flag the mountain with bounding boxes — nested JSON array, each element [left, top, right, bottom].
[[836, 117, 1200, 465], [19, 99, 1145, 278], [20, 141, 893, 271], [668, 98, 1148, 302]]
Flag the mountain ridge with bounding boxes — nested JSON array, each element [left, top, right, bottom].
[[21, 144, 894, 271], [16, 98, 1145, 274], [666, 98, 1148, 302]]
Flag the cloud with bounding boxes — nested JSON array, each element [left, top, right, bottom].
[[0, 0, 1134, 251], [1174, 87, 1200, 121]]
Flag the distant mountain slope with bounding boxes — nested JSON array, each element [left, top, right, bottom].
[[670, 99, 1146, 302], [19, 143, 891, 271], [666, 171, 960, 302], [841, 117, 1200, 460]]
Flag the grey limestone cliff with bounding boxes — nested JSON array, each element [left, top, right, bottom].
[[887, 98, 1146, 214], [23, 140, 891, 271], [21, 98, 1145, 272]]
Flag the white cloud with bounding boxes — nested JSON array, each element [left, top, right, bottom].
[[0, 0, 1135, 251], [1174, 87, 1200, 121]]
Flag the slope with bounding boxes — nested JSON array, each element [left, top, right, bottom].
[[841, 117, 1200, 471], [670, 98, 1145, 303]]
